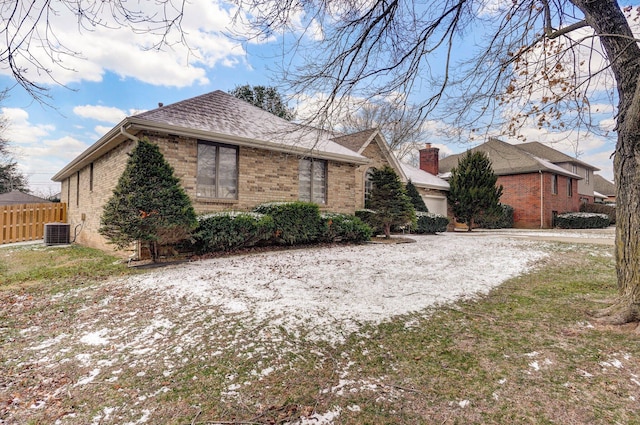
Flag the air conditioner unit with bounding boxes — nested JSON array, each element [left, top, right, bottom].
[[44, 223, 71, 245]]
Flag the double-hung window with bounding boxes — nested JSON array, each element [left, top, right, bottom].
[[551, 174, 558, 195], [299, 158, 327, 204], [197, 141, 238, 199], [567, 178, 573, 197]]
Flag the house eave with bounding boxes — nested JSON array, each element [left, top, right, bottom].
[[52, 117, 370, 182], [126, 118, 370, 165]]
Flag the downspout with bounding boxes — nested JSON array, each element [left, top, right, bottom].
[[540, 170, 544, 228], [120, 125, 139, 142]]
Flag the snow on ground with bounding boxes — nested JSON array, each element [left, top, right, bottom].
[[127, 233, 549, 344]]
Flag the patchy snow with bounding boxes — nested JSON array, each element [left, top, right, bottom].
[[127, 233, 548, 344]]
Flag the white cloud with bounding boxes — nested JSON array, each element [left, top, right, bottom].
[[0, 0, 250, 88], [74, 105, 127, 124], [94, 126, 113, 137], [1, 108, 54, 146]]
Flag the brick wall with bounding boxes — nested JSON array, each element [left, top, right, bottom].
[[66, 134, 361, 252], [498, 172, 580, 228]]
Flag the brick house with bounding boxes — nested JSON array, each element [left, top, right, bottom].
[[52, 90, 449, 251], [433, 138, 599, 228]]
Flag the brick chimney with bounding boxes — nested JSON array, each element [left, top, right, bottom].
[[419, 143, 440, 175]]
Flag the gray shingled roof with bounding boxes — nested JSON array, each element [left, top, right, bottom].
[[0, 190, 52, 205], [53, 90, 369, 182], [518, 142, 599, 171], [439, 138, 582, 178], [331, 128, 378, 153], [593, 174, 616, 196], [132, 90, 363, 160]]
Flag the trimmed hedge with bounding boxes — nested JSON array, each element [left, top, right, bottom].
[[320, 213, 372, 243], [192, 212, 275, 253], [475, 204, 514, 229], [413, 211, 449, 234], [555, 212, 610, 229], [253, 202, 324, 245], [580, 203, 616, 225]]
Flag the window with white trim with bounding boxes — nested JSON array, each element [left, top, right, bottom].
[[299, 158, 327, 204], [567, 178, 573, 197], [197, 141, 238, 199], [551, 174, 558, 195]]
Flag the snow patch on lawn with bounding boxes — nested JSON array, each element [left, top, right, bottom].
[[127, 234, 548, 344]]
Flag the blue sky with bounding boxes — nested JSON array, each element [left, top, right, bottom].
[[0, 1, 619, 195]]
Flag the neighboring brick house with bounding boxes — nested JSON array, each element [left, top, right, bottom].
[[52, 90, 449, 251], [434, 138, 597, 228]]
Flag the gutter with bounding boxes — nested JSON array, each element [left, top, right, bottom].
[[120, 125, 139, 142]]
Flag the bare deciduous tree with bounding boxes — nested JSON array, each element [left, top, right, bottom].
[[3, 0, 640, 326], [339, 96, 426, 161], [0, 0, 187, 99], [230, 0, 640, 327]]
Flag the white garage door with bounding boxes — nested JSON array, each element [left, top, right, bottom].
[[422, 195, 448, 216]]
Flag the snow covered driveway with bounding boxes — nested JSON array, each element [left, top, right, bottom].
[[128, 233, 549, 344]]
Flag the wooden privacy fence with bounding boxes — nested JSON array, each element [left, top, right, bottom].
[[1, 203, 67, 245]]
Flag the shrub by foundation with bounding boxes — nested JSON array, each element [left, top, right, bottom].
[[193, 212, 275, 253], [555, 212, 610, 229], [253, 202, 324, 245], [413, 212, 450, 234], [320, 213, 372, 243]]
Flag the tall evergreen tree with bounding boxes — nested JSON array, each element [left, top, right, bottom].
[[405, 180, 428, 212], [229, 85, 295, 121], [99, 138, 197, 260], [367, 166, 415, 238], [447, 151, 503, 232], [0, 161, 29, 193]]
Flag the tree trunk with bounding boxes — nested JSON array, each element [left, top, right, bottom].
[[572, 0, 640, 323]]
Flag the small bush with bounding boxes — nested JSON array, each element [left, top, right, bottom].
[[555, 212, 610, 229], [580, 203, 616, 225], [253, 202, 323, 245], [475, 204, 514, 229], [413, 211, 449, 234], [355, 209, 383, 235], [320, 213, 372, 243], [192, 212, 275, 253]]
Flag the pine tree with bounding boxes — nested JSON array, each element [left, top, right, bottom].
[[405, 180, 428, 212], [99, 138, 197, 260], [229, 85, 295, 121], [447, 151, 503, 231], [367, 166, 415, 238]]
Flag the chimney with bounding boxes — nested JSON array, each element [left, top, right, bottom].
[[419, 143, 440, 175]]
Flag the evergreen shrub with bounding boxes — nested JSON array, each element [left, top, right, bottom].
[[192, 212, 275, 253], [476, 204, 514, 229], [580, 203, 616, 225], [413, 212, 449, 234], [253, 201, 324, 245], [555, 212, 610, 229], [320, 213, 372, 243], [355, 209, 382, 235]]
